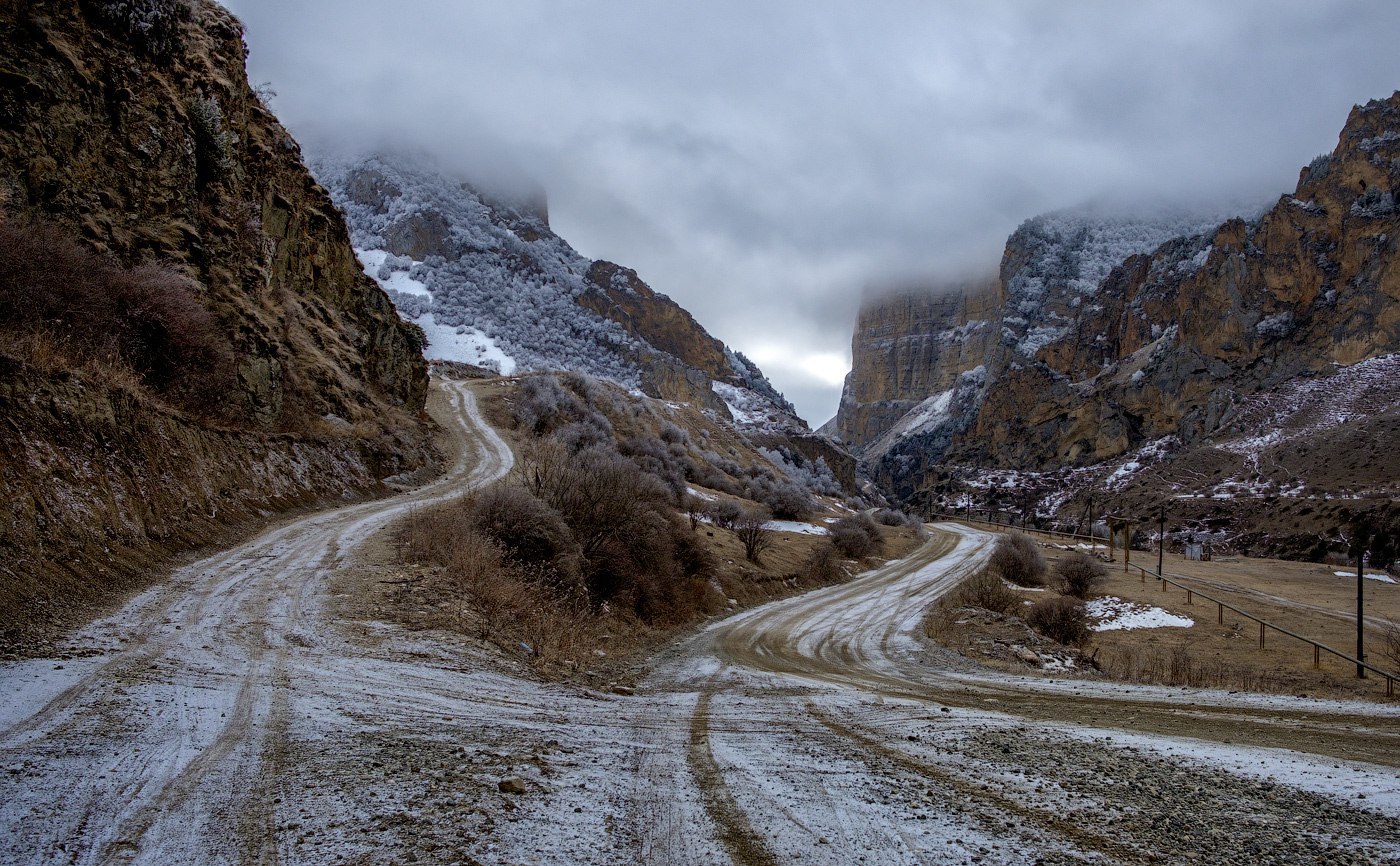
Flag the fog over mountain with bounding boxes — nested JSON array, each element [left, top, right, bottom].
[[223, 0, 1400, 424]]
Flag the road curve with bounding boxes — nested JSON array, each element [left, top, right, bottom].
[[642, 524, 1400, 865], [0, 378, 513, 866], [1, 390, 1397, 866]]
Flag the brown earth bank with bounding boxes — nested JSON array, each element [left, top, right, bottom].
[[0, 355, 440, 654], [927, 522, 1400, 702], [0, 3, 442, 650]]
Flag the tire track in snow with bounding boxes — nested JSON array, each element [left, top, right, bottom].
[[806, 704, 1147, 864], [0, 379, 514, 866], [687, 688, 782, 866]]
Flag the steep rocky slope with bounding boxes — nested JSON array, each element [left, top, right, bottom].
[[0, 1, 433, 647], [0, 1, 427, 425], [314, 152, 805, 434], [834, 93, 1400, 556]]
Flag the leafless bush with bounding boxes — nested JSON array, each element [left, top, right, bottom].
[[659, 423, 689, 445], [741, 473, 813, 520], [948, 569, 1021, 616], [796, 545, 843, 585], [513, 375, 586, 436], [1025, 597, 1089, 645], [735, 507, 775, 564], [0, 216, 235, 416], [1382, 619, 1400, 672], [874, 508, 915, 527], [703, 498, 744, 530], [1054, 551, 1106, 599], [830, 513, 883, 558], [461, 483, 579, 583], [989, 532, 1047, 587]]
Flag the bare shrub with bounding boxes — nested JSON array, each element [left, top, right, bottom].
[[1382, 619, 1400, 672], [659, 423, 689, 445], [948, 569, 1021, 616], [703, 498, 743, 530], [874, 508, 914, 527], [796, 545, 842, 585], [830, 513, 882, 558], [0, 216, 234, 416], [734, 507, 775, 564], [741, 473, 813, 520], [462, 483, 579, 583], [1025, 597, 1089, 645], [512, 375, 584, 435], [1054, 551, 1107, 599], [989, 532, 1047, 587]]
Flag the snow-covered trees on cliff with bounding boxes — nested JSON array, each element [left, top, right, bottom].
[[313, 153, 801, 429]]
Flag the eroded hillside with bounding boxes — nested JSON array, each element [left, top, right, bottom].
[[0, 1, 434, 649]]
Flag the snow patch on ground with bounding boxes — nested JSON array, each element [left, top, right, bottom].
[[764, 520, 828, 536], [413, 315, 517, 373], [357, 247, 430, 296], [1086, 596, 1194, 631], [1334, 571, 1398, 584]]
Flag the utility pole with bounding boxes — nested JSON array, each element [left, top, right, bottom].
[[1158, 504, 1165, 578], [1358, 549, 1367, 679]]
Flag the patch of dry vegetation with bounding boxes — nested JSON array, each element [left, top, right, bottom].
[[0, 213, 236, 418], [394, 374, 917, 677]]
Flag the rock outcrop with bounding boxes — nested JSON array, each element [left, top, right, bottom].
[[833, 93, 1400, 555], [0, 1, 428, 427], [0, 1, 434, 647]]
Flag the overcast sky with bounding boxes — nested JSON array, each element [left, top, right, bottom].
[[223, 0, 1400, 424]]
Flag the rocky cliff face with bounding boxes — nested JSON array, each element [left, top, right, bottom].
[[317, 153, 805, 432], [834, 93, 1400, 555], [0, 1, 434, 648], [0, 1, 428, 427], [832, 278, 1000, 449]]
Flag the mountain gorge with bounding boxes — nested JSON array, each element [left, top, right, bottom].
[[832, 93, 1400, 555]]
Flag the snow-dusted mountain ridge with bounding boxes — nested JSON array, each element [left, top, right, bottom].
[[314, 152, 803, 432]]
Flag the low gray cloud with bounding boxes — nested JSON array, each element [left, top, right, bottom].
[[224, 0, 1400, 424]]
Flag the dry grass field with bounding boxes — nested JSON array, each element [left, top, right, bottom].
[[949, 520, 1400, 701]]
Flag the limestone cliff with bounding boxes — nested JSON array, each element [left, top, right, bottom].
[[832, 278, 1000, 449], [834, 92, 1400, 555]]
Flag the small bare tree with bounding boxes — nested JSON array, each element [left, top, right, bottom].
[[1054, 551, 1107, 599], [1382, 619, 1400, 671], [735, 507, 775, 564]]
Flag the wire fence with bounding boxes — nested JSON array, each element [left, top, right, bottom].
[[933, 512, 1398, 698]]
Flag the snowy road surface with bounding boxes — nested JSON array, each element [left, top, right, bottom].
[[3, 380, 1400, 865]]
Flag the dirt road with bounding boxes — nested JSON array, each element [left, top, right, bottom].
[[2, 380, 1398, 865]]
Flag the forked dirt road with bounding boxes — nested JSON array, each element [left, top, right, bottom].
[[2, 379, 1398, 865]]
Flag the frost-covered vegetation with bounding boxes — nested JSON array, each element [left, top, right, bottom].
[[1001, 204, 1239, 359], [85, 0, 193, 57], [314, 153, 799, 430]]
